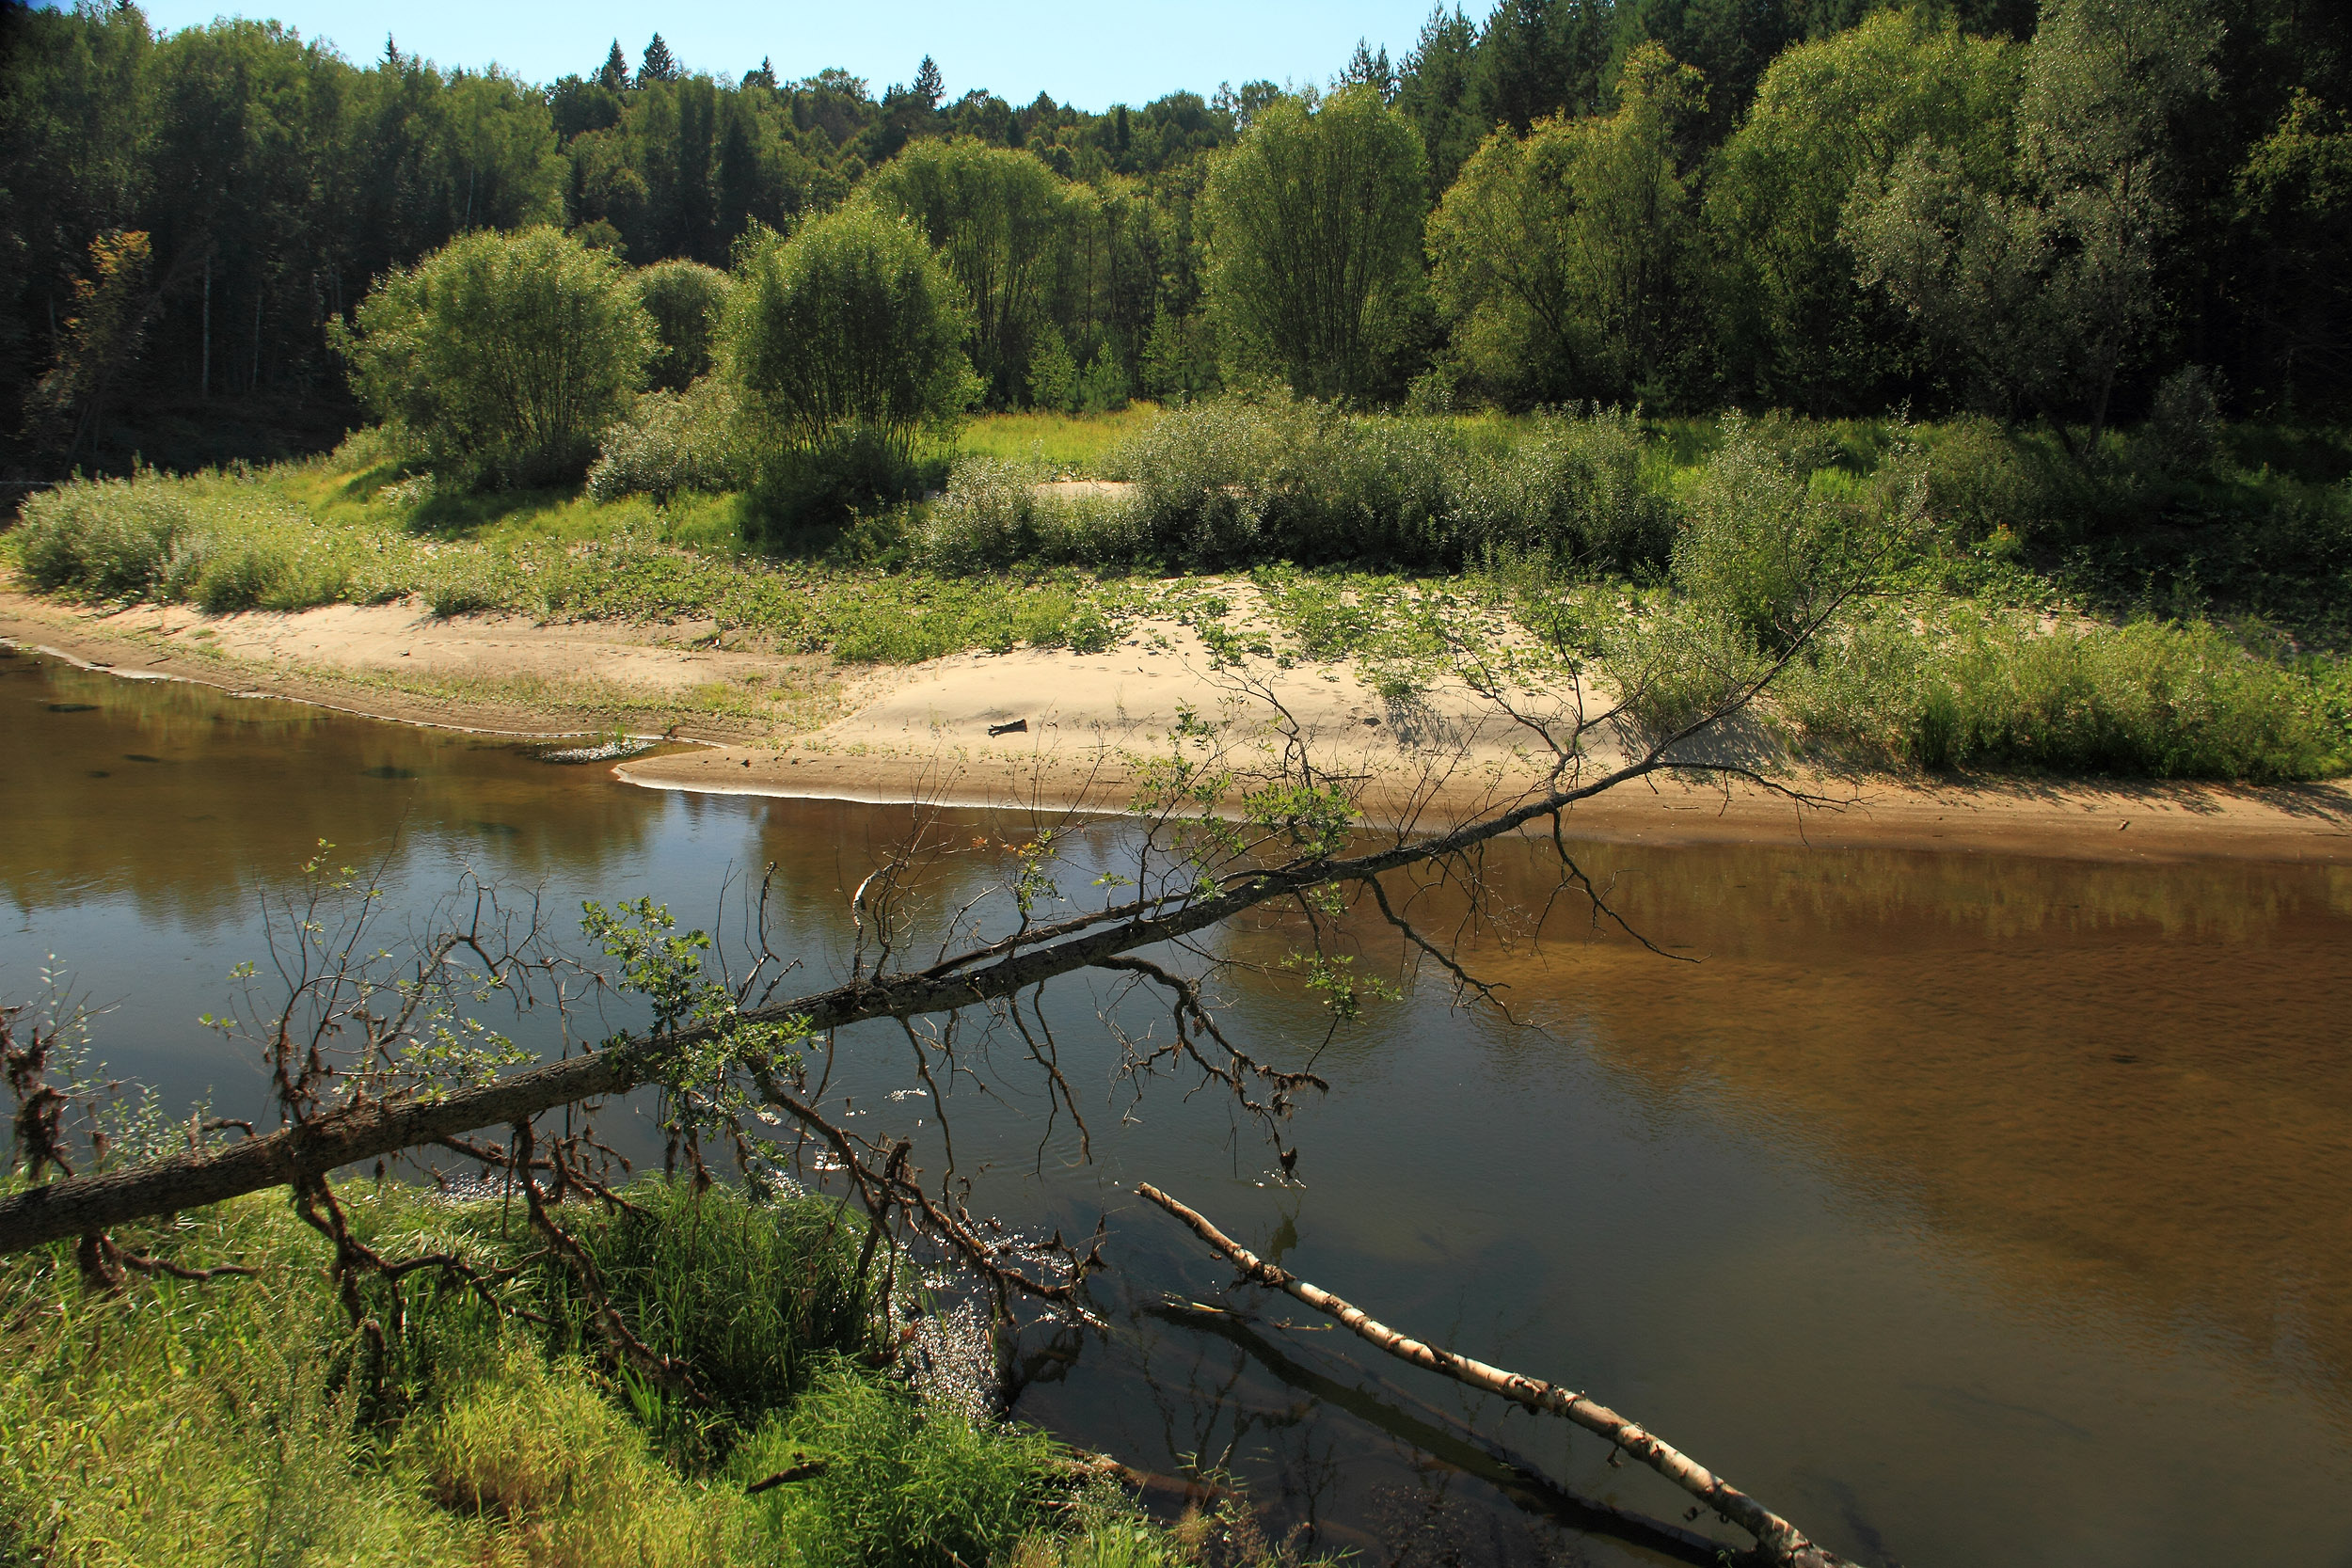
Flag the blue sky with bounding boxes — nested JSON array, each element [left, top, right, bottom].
[[108, 1, 1452, 108]]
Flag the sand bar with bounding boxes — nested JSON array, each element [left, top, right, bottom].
[[7, 589, 2346, 863]]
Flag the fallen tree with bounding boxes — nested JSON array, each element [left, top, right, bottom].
[[3, 582, 1872, 1555], [1136, 1182, 1861, 1568]]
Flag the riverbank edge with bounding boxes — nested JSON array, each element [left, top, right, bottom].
[[0, 591, 759, 741], [9, 590, 2347, 864]]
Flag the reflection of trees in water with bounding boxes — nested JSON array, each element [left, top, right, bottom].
[[1216, 830, 2352, 1417], [1, 659, 669, 927]]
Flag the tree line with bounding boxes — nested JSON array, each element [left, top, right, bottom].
[[2, 0, 2346, 478]]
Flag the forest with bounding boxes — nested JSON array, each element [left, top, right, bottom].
[[4, 0, 2347, 478]]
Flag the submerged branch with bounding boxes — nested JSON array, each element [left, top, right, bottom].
[[0, 736, 1830, 1259], [1134, 1181, 1860, 1568]]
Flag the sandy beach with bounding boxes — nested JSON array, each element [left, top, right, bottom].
[[8, 588, 2347, 863]]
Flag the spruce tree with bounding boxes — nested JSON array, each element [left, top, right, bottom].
[[638, 33, 678, 87], [597, 40, 628, 92], [913, 55, 944, 109]]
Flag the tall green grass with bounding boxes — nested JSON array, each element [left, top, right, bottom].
[[1098, 396, 1668, 572], [4, 460, 1140, 664], [1779, 608, 2348, 779], [0, 1180, 1218, 1568]]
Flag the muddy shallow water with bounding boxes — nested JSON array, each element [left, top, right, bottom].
[[7, 646, 2351, 1567]]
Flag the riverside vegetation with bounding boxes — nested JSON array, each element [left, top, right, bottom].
[[7, 0, 2350, 781], [4, 1, 2351, 1560], [10, 396, 2349, 780], [0, 1174, 1274, 1568]]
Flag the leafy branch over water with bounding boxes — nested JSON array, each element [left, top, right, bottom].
[[2, 602, 1871, 1562]]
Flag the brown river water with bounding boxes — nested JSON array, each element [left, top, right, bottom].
[[6, 643, 2351, 1567]]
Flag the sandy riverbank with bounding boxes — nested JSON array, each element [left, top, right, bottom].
[[8, 588, 2347, 863]]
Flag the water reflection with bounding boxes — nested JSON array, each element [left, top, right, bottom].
[[0, 654, 673, 927], [7, 649, 2351, 1567]]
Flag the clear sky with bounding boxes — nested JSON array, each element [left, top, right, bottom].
[[112, 0, 1451, 108]]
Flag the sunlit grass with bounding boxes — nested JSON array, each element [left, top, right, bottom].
[[956, 404, 1166, 475], [0, 1180, 1222, 1568]]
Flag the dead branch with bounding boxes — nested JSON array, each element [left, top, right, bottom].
[[1134, 1182, 1860, 1568], [0, 730, 1812, 1259]]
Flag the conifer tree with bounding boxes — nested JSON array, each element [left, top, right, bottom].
[[596, 40, 628, 92], [913, 55, 944, 109], [637, 33, 677, 87]]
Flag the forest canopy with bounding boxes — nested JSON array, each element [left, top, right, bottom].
[[1, 0, 2347, 478]]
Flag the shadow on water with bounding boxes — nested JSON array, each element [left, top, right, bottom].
[[8, 648, 2352, 1567]]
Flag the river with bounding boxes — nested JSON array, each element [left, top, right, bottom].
[[6, 642, 2350, 1567]]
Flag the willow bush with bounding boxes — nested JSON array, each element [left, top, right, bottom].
[[333, 225, 652, 490], [637, 260, 734, 393], [727, 204, 977, 533]]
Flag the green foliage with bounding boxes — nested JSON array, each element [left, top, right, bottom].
[[1706, 9, 2022, 411], [920, 459, 1151, 572], [955, 405, 1163, 474], [1427, 43, 1703, 407], [637, 260, 735, 392], [335, 226, 654, 489], [1101, 394, 1666, 569], [726, 206, 977, 531], [516, 1183, 886, 1438], [0, 1181, 1212, 1568], [866, 137, 1075, 406], [588, 375, 748, 501], [1202, 87, 1426, 402], [735, 1365, 1065, 1568], [1843, 0, 2221, 443], [13, 467, 367, 611], [728, 206, 977, 455], [1781, 607, 2346, 779], [1670, 413, 1925, 652]]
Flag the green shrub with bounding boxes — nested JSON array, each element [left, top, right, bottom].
[[1672, 413, 1922, 652], [747, 425, 934, 542], [1100, 394, 1666, 570], [10, 470, 338, 609], [191, 534, 289, 612], [15, 474, 199, 597], [920, 459, 1152, 570], [334, 225, 652, 490], [1781, 608, 2346, 780], [529, 1181, 886, 1433], [735, 1364, 1065, 1568], [725, 206, 977, 537], [727, 204, 977, 515], [0, 1180, 1197, 1568], [589, 376, 748, 502], [638, 260, 734, 393]]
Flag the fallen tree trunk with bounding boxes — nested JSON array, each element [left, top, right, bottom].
[[1135, 1182, 1859, 1568], [0, 752, 1720, 1258]]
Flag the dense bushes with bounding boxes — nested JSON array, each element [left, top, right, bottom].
[[1782, 610, 2346, 779], [1671, 414, 1925, 652], [638, 260, 734, 393], [925, 395, 1669, 571], [334, 226, 653, 489], [588, 376, 747, 501], [13, 469, 352, 612]]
